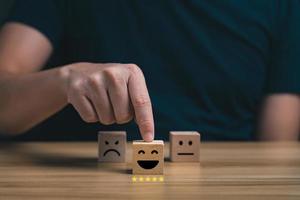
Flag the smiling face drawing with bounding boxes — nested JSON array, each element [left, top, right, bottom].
[[98, 131, 126, 163], [170, 132, 200, 162], [137, 149, 159, 169], [133, 140, 164, 175]]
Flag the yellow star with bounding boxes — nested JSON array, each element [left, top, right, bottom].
[[159, 176, 164, 182], [132, 176, 137, 182]]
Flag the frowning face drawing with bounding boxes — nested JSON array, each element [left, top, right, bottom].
[[98, 131, 126, 162]]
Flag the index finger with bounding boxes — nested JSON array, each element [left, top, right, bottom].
[[127, 65, 154, 142]]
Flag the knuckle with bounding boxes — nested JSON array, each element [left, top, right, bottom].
[[101, 121, 114, 125], [100, 116, 115, 125], [82, 114, 98, 123], [132, 95, 151, 107], [87, 75, 100, 87], [103, 68, 124, 85], [126, 64, 142, 76], [78, 111, 98, 123], [102, 67, 116, 78], [116, 113, 133, 124], [69, 80, 83, 92]]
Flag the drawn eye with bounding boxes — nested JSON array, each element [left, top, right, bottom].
[[105, 141, 109, 145], [151, 150, 158, 154], [115, 140, 119, 145], [138, 150, 145, 154], [188, 141, 193, 145], [179, 141, 183, 145]]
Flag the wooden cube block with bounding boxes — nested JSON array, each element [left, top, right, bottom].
[[132, 140, 164, 175], [170, 131, 200, 162], [98, 131, 126, 162]]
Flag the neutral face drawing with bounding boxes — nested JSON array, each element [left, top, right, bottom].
[[170, 132, 200, 162]]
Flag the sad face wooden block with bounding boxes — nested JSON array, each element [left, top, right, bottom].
[[98, 131, 126, 162], [170, 131, 200, 162], [132, 140, 164, 175]]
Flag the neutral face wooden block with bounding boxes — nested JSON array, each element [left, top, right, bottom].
[[98, 131, 126, 162], [132, 140, 164, 175], [170, 131, 200, 162]]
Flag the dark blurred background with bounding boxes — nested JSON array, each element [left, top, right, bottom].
[[0, 0, 14, 26], [1, 0, 299, 142]]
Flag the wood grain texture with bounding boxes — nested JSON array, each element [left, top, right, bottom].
[[0, 142, 300, 200]]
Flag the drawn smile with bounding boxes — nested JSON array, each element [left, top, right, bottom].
[[103, 149, 121, 156], [137, 160, 159, 169], [177, 153, 194, 155]]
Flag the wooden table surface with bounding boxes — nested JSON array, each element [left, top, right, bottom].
[[0, 142, 300, 200]]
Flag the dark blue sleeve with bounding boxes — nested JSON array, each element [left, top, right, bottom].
[[5, 0, 64, 48], [267, 0, 300, 94]]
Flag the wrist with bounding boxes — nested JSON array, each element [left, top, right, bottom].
[[57, 64, 71, 100]]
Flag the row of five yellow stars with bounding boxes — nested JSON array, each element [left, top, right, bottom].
[[132, 176, 164, 182]]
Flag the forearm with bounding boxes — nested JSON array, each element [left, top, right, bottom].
[[0, 66, 68, 135]]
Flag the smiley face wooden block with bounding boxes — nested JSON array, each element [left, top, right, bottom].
[[132, 140, 164, 175], [170, 131, 200, 162], [98, 131, 126, 162]]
